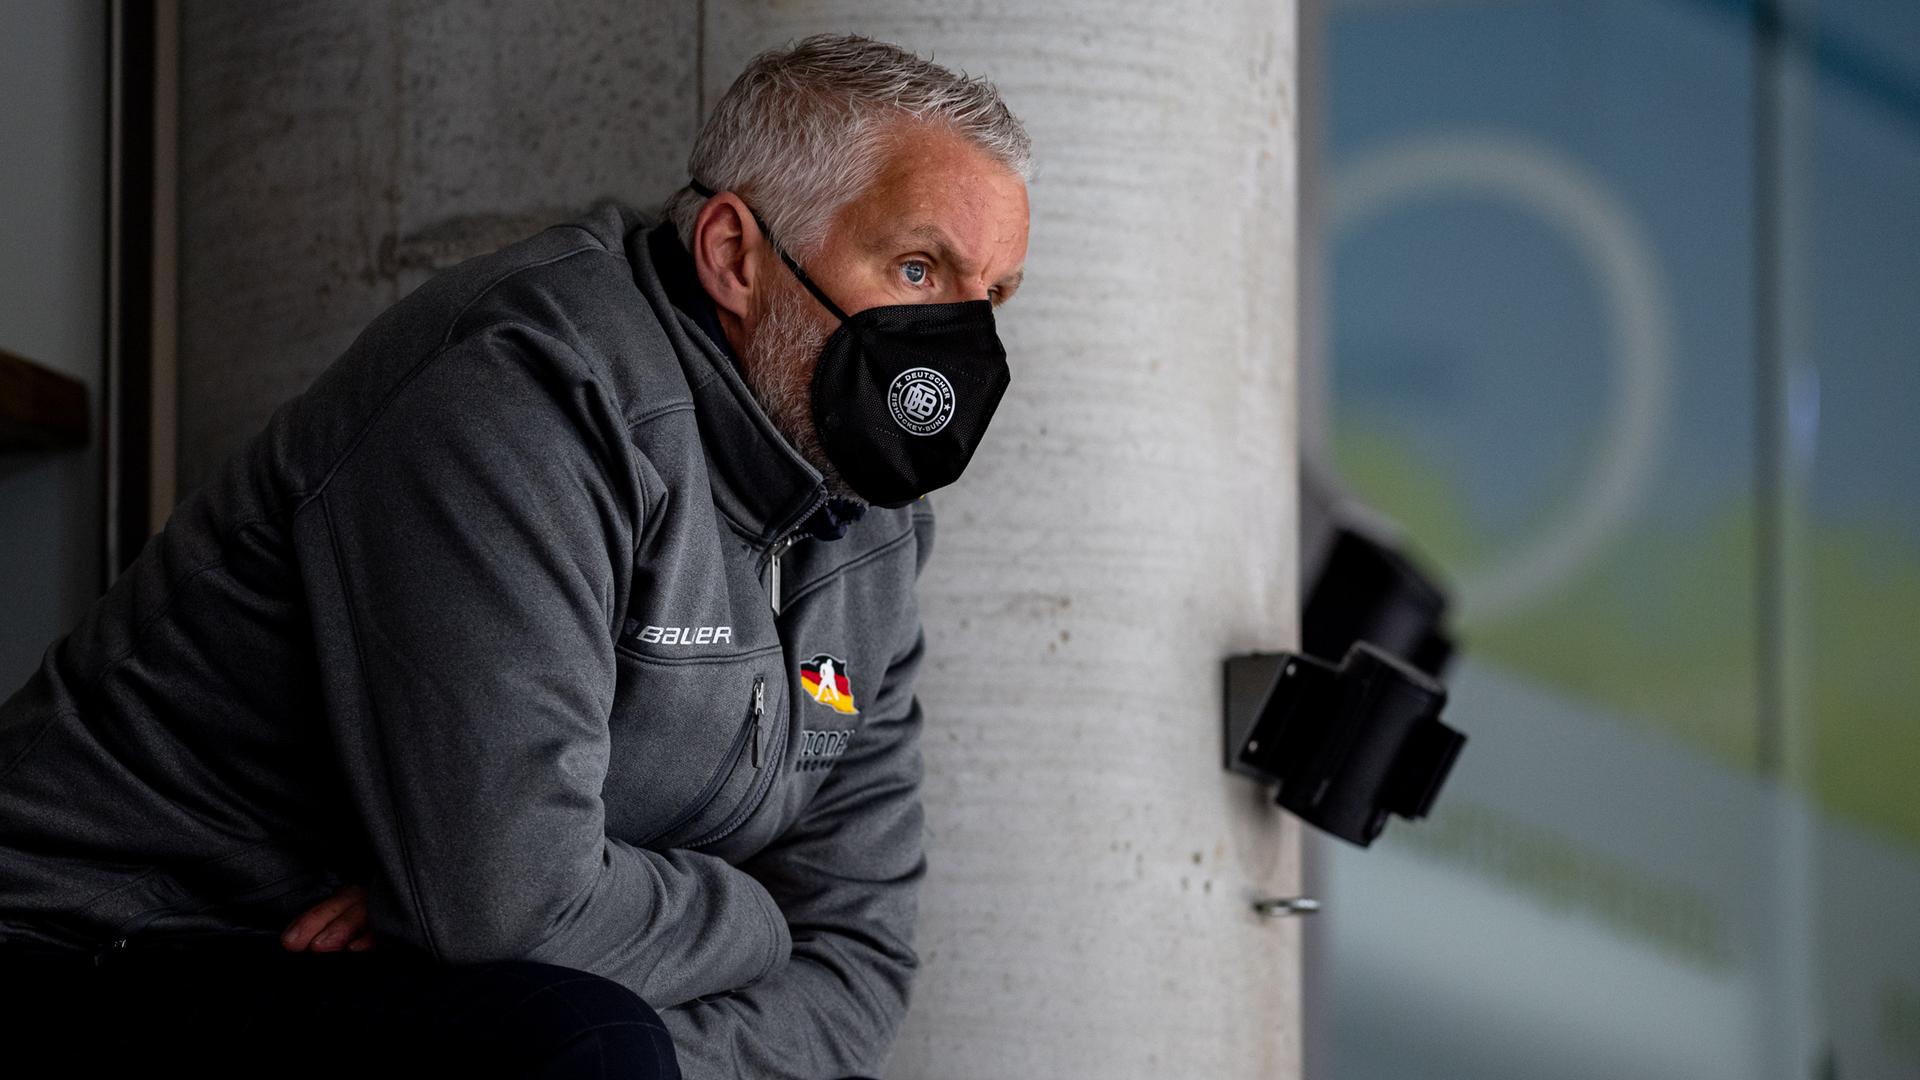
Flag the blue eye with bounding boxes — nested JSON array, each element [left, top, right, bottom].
[[901, 261, 929, 285]]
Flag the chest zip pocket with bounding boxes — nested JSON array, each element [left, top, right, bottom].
[[686, 673, 786, 850], [635, 674, 768, 849]]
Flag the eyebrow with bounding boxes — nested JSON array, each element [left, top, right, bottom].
[[877, 223, 1024, 294]]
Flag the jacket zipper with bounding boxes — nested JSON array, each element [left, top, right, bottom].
[[634, 675, 766, 848], [749, 674, 766, 768], [704, 501, 816, 845], [687, 680, 787, 849], [763, 488, 825, 616], [767, 532, 800, 616]]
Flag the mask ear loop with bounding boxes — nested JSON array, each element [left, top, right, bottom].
[[687, 180, 852, 323]]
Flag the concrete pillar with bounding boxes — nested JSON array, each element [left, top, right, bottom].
[[700, 6, 1302, 1076], [180, 3, 1301, 1075]]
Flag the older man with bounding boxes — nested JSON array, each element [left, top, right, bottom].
[[0, 33, 1030, 1079]]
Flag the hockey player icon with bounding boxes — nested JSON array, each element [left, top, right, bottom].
[[812, 657, 841, 705], [800, 653, 859, 715]]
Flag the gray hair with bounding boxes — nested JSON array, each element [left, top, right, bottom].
[[664, 33, 1033, 262]]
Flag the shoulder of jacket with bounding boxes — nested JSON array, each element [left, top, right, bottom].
[[441, 238, 631, 344], [415, 220, 692, 428]]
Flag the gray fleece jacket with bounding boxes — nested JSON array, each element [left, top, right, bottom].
[[0, 202, 932, 1079]]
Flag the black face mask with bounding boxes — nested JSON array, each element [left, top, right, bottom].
[[689, 181, 1011, 509]]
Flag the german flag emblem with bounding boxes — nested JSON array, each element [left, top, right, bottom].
[[799, 653, 858, 715]]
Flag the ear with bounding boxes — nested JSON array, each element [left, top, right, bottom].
[[690, 192, 766, 339]]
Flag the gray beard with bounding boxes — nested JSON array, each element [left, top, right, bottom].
[[739, 276, 865, 505]]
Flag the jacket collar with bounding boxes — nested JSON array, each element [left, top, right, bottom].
[[628, 214, 826, 548]]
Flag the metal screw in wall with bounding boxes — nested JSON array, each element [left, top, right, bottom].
[[1251, 896, 1321, 918]]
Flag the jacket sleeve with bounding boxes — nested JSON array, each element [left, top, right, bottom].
[[659, 511, 935, 1080], [293, 324, 791, 1006]]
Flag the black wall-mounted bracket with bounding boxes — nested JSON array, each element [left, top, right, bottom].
[[1224, 643, 1467, 848]]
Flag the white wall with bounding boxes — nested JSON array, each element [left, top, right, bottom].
[[0, 2, 106, 690]]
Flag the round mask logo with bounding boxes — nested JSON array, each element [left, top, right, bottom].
[[887, 367, 956, 436]]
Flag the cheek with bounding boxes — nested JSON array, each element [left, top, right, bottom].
[[752, 275, 795, 330], [752, 285, 832, 379]]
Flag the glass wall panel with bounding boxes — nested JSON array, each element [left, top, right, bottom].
[[1309, 2, 1920, 1077]]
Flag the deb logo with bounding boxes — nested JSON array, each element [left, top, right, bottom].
[[886, 367, 955, 436], [799, 653, 859, 715]]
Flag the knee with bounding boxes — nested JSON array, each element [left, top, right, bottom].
[[452, 959, 680, 1080]]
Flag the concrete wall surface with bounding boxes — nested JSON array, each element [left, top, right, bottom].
[[179, 3, 1301, 1075], [177, 0, 703, 492]]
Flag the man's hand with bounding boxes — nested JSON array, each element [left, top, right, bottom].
[[281, 882, 375, 952]]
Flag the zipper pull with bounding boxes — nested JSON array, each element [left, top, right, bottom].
[[768, 535, 796, 616], [750, 675, 767, 768], [770, 547, 782, 616]]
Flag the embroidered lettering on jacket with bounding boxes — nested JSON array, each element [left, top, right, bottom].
[[622, 621, 734, 647], [795, 728, 853, 772]]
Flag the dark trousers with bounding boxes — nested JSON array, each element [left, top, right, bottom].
[[0, 933, 681, 1078]]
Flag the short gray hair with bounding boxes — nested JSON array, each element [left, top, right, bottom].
[[664, 34, 1033, 262]]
